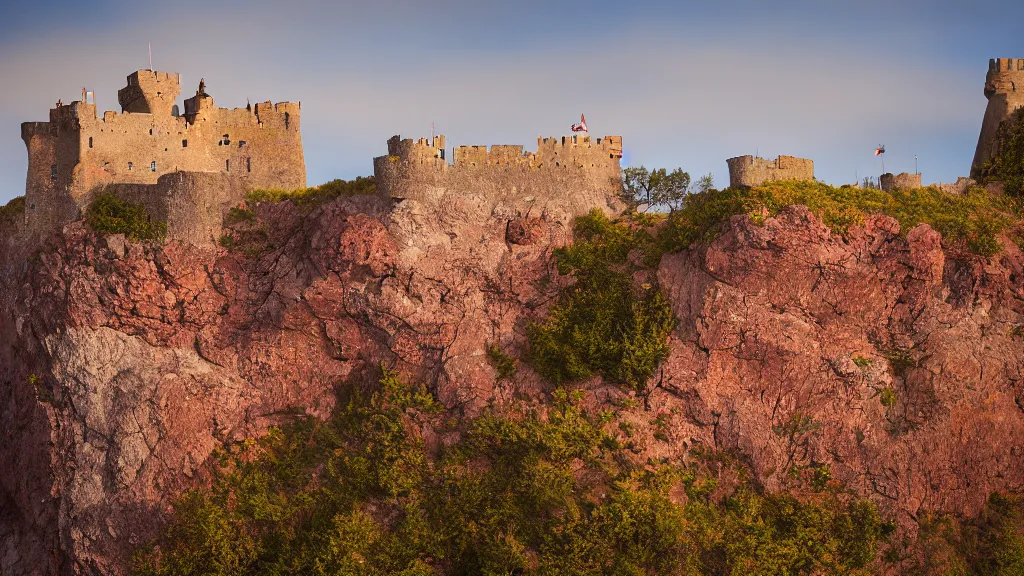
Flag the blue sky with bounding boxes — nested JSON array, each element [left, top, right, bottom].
[[0, 0, 1021, 204]]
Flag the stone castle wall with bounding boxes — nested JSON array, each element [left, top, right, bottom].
[[373, 134, 624, 217], [973, 58, 1024, 170], [879, 172, 922, 192], [22, 70, 305, 237], [726, 155, 814, 187]]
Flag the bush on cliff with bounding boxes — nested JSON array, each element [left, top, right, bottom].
[[134, 370, 888, 576], [528, 210, 675, 391], [0, 195, 25, 227], [85, 192, 166, 242], [974, 108, 1024, 196], [247, 176, 377, 206], [659, 180, 1019, 257]]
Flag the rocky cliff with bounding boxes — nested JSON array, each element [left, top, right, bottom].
[[2, 186, 1024, 574]]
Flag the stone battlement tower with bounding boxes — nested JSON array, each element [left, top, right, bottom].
[[726, 155, 814, 187], [373, 134, 624, 216], [21, 69, 305, 240], [973, 58, 1024, 171]]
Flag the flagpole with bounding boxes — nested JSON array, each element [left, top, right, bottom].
[[149, 43, 153, 71]]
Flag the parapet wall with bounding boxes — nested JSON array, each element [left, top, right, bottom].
[[726, 155, 814, 187], [374, 134, 624, 217], [879, 172, 922, 192], [974, 58, 1024, 170]]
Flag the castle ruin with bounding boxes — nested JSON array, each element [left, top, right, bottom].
[[879, 172, 922, 192], [21, 69, 305, 243], [726, 155, 814, 187], [373, 134, 624, 216], [973, 58, 1024, 171]]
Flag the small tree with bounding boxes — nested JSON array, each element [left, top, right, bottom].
[[696, 173, 715, 193], [622, 166, 691, 212]]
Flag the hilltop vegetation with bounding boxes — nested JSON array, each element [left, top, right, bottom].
[[247, 176, 377, 207], [974, 108, 1024, 196], [85, 192, 167, 242]]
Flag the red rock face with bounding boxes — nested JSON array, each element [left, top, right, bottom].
[[2, 199, 1024, 575]]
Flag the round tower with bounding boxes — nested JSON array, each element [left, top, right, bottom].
[[972, 58, 1024, 171]]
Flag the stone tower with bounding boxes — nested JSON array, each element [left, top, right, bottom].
[[973, 58, 1024, 171]]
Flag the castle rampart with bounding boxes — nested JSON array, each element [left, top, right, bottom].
[[374, 134, 624, 216], [879, 172, 922, 192], [22, 70, 305, 238], [726, 155, 814, 187], [973, 58, 1024, 170]]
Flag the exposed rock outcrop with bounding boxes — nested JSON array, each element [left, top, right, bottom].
[[3, 197, 1024, 575]]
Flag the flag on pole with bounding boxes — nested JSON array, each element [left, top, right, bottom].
[[571, 114, 588, 133], [874, 145, 886, 156]]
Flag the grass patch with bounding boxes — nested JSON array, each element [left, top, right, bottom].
[[247, 176, 376, 207], [528, 210, 675, 391], [134, 373, 889, 576], [659, 180, 1019, 257], [85, 192, 166, 242]]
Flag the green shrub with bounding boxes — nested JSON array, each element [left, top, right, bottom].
[[247, 176, 376, 206], [658, 180, 1019, 257], [528, 210, 675, 391], [975, 108, 1024, 196], [879, 387, 897, 408], [85, 192, 166, 241], [135, 381, 890, 576], [0, 195, 25, 226], [485, 343, 518, 380], [912, 493, 1024, 575]]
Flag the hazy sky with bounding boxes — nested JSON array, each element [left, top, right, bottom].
[[0, 0, 1021, 204]]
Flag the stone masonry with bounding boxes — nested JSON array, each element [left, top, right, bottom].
[[973, 58, 1024, 171], [373, 134, 624, 218], [880, 172, 923, 192], [726, 155, 814, 187], [21, 70, 305, 242]]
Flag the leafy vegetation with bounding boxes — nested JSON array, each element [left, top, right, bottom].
[[528, 210, 675, 391], [621, 166, 691, 211], [135, 370, 890, 576], [658, 180, 1019, 257], [910, 493, 1024, 575], [974, 108, 1024, 196], [0, 195, 25, 227], [247, 176, 377, 206], [85, 192, 166, 242], [485, 343, 518, 380]]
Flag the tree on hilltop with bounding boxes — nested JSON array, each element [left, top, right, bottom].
[[622, 166, 691, 212]]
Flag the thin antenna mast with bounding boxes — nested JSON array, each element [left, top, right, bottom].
[[148, 43, 153, 71]]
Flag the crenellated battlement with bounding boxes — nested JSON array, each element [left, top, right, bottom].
[[373, 133, 624, 215], [726, 155, 815, 187], [20, 69, 305, 239]]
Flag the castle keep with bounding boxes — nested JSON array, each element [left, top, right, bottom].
[[973, 58, 1024, 171], [726, 155, 814, 187], [374, 134, 624, 216], [22, 70, 305, 241]]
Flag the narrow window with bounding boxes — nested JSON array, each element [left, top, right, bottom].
[[50, 165, 57, 180], [149, 128, 153, 135], [88, 137, 93, 148], [127, 162, 133, 171], [246, 157, 251, 173], [182, 139, 188, 148], [226, 159, 230, 172], [151, 161, 156, 172], [284, 112, 290, 129], [238, 140, 246, 148]]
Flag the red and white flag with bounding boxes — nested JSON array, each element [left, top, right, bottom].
[[874, 145, 886, 156], [571, 113, 588, 133]]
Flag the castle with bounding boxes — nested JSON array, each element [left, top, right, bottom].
[[726, 155, 814, 187], [21, 69, 305, 243], [373, 133, 624, 215], [973, 58, 1024, 171]]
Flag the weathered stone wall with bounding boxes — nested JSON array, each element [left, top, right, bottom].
[[973, 58, 1024, 170], [106, 172, 248, 247], [726, 155, 815, 187], [373, 134, 624, 218], [21, 70, 305, 238], [880, 172, 922, 191]]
